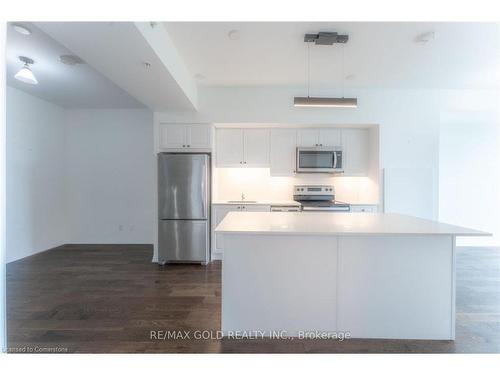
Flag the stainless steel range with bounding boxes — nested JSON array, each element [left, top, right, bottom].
[[293, 185, 350, 212]]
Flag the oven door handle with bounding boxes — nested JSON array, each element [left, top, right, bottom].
[[333, 151, 338, 169]]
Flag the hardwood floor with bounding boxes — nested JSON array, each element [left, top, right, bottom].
[[6, 244, 500, 353]]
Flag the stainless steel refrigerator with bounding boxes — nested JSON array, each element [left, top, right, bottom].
[[158, 153, 210, 264]]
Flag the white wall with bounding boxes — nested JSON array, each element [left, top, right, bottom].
[[439, 111, 500, 246], [6, 91, 155, 261], [65, 109, 155, 244], [157, 86, 500, 244], [6, 86, 68, 262], [1, 21, 7, 350], [158, 87, 443, 218]]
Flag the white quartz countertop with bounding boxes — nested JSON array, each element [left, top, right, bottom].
[[215, 212, 490, 236], [212, 200, 378, 206]]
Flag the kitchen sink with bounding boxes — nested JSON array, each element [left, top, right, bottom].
[[227, 200, 257, 203]]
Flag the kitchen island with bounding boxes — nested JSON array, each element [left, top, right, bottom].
[[215, 212, 489, 340]]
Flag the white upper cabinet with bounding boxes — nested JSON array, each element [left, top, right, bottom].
[[216, 128, 270, 167], [297, 128, 341, 147], [243, 129, 270, 166], [216, 129, 244, 166], [297, 129, 319, 147], [319, 129, 341, 147], [342, 129, 369, 176], [270, 129, 297, 176], [159, 123, 187, 149], [215, 126, 372, 177], [188, 125, 212, 149], [159, 123, 212, 151]]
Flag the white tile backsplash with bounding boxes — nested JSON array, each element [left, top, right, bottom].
[[213, 168, 379, 204]]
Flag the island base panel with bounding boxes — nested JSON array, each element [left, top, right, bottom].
[[221, 233, 455, 340], [222, 234, 337, 336]]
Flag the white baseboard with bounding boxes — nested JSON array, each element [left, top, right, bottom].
[[211, 251, 222, 261]]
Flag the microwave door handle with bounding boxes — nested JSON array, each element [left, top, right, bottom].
[[333, 151, 337, 168]]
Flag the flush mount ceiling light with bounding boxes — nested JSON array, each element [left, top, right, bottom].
[[59, 54, 85, 66], [294, 32, 357, 108], [414, 31, 435, 44], [12, 23, 31, 35], [14, 56, 38, 85], [228, 30, 240, 40]]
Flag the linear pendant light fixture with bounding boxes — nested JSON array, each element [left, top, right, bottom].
[[294, 97, 357, 107], [294, 32, 357, 108]]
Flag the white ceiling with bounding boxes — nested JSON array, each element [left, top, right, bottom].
[[164, 22, 500, 90], [6, 22, 145, 108], [37, 22, 198, 111], [7, 22, 498, 112]]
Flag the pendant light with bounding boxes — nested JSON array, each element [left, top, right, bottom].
[[294, 33, 357, 108], [15, 56, 38, 85]]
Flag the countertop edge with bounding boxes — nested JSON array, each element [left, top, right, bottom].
[[214, 230, 490, 237], [211, 202, 380, 206]]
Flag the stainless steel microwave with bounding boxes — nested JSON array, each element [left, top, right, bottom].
[[296, 147, 343, 173]]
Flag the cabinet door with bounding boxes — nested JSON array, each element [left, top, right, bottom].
[[243, 129, 270, 167], [270, 129, 297, 176], [216, 129, 244, 167], [351, 205, 377, 213], [188, 124, 212, 149], [213, 205, 238, 253], [159, 123, 187, 149], [342, 129, 369, 176], [319, 129, 341, 147], [297, 129, 319, 147]]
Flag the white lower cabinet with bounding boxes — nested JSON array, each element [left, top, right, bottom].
[[351, 205, 378, 213], [211, 204, 271, 256]]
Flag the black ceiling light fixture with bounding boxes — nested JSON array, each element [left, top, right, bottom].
[[294, 32, 358, 108]]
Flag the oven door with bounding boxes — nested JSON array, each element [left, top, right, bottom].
[[296, 147, 343, 173]]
